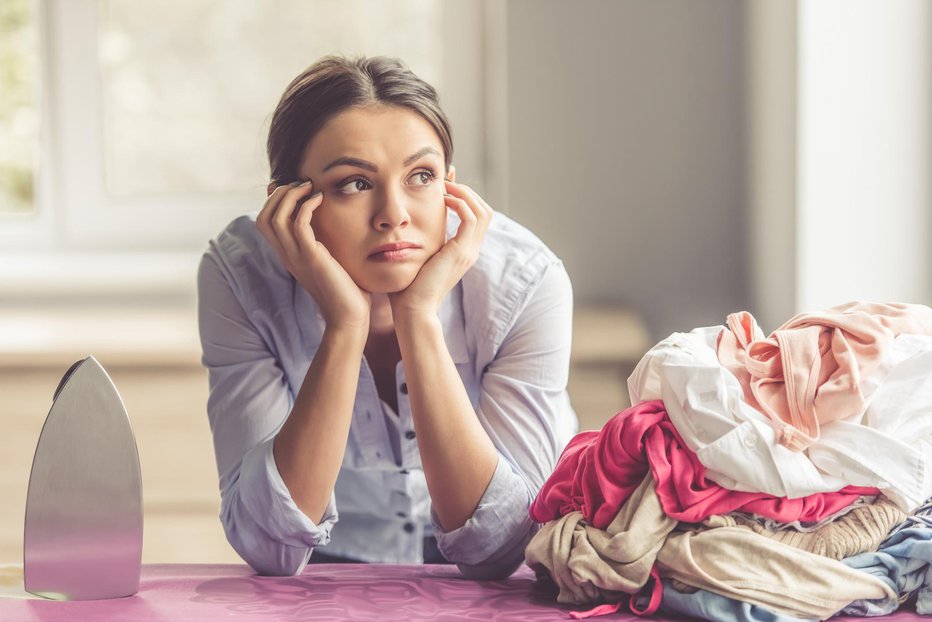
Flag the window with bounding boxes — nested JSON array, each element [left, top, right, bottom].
[[0, 0, 485, 261], [0, 0, 38, 217]]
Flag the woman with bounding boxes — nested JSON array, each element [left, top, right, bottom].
[[197, 56, 577, 579]]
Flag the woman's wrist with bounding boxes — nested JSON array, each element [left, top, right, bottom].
[[321, 320, 370, 348], [392, 306, 442, 336]]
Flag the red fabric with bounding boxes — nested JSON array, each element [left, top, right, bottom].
[[530, 400, 877, 528]]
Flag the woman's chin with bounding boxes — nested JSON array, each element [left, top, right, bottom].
[[357, 270, 419, 295]]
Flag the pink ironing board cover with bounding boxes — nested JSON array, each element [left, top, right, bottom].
[[0, 563, 926, 621]]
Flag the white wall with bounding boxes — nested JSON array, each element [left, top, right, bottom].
[[797, 0, 932, 312], [501, 0, 750, 340]]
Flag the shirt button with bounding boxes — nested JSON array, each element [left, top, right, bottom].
[[396, 511, 407, 518], [742, 433, 757, 448], [403, 522, 415, 533], [400, 382, 408, 395], [405, 430, 416, 440]]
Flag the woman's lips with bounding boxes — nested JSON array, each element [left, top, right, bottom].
[[368, 242, 421, 262]]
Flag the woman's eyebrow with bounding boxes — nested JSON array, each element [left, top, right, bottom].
[[403, 146, 442, 166], [321, 147, 442, 173], [323, 156, 376, 173]]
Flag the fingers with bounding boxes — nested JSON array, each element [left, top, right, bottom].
[[292, 190, 325, 253], [273, 182, 315, 260], [443, 180, 493, 251], [256, 184, 294, 263], [258, 181, 317, 266]]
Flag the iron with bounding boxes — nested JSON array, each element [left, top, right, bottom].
[[23, 356, 143, 600]]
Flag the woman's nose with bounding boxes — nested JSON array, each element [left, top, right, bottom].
[[373, 189, 410, 230]]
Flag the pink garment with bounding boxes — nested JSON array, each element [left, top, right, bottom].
[[529, 400, 876, 528], [717, 301, 932, 451]]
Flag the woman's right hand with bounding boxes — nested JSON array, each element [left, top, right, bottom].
[[256, 182, 372, 330]]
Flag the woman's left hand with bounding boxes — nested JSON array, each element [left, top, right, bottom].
[[389, 179, 493, 317]]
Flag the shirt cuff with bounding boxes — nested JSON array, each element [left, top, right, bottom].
[[430, 455, 537, 578], [237, 436, 338, 549]]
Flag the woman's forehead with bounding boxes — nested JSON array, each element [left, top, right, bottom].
[[303, 106, 443, 171]]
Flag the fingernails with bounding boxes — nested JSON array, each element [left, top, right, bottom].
[[299, 180, 312, 187]]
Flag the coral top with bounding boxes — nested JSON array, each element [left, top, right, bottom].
[[717, 301, 932, 451]]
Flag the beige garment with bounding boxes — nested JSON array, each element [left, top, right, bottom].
[[524, 475, 676, 604], [656, 525, 895, 619], [527, 474, 896, 619], [703, 497, 905, 560]]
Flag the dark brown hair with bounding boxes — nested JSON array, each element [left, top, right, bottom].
[[267, 55, 454, 186]]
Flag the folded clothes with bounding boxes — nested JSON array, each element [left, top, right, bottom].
[[703, 496, 904, 560], [529, 400, 877, 528], [727, 494, 877, 533], [656, 523, 895, 620], [658, 578, 817, 622], [842, 498, 932, 616], [526, 472, 894, 620]]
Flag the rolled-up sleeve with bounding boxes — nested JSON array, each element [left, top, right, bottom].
[[432, 263, 577, 579], [197, 252, 337, 576]]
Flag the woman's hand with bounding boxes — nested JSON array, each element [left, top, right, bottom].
[[256, 182, 371, 330], [389, 179, 493, 318]]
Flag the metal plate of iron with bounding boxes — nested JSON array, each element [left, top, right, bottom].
[[23, 356, 143, 600]]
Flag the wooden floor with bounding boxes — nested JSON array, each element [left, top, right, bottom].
[[0, 308, 641, 565]]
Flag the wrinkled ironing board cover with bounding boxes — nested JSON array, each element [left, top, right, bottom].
[[0, 564, 926, 621]]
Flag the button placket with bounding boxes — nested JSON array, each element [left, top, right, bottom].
[[396, 364, 420, 468], [358, 356, 393, 466]]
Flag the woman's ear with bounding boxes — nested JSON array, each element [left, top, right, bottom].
[[267, 181, 276, 197], [446, 165, 456, 182]]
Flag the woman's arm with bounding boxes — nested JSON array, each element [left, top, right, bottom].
[[391, 181, 575, 578], [201, 181, 373, 575], [398, 265, 575, 578], [389, 179, 497, 531], [272, 323, 366, 523], [198, 252, 339, 576], [393, 311, 499, 530], [256, 182, 373, 525]]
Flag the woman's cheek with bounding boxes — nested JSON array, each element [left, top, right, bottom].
[[309, 210, 340, 255]]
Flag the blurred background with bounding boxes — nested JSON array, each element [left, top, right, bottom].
[[1, 0, 930, 564]]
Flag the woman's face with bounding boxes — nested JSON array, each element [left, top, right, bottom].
[[297, 105, 449, 294]]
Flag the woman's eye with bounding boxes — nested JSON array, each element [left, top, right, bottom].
[[338, 178, 371, 194], [409, 170, 435, 186]]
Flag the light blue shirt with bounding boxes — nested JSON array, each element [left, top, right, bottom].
[[196, 210, 577, 578]]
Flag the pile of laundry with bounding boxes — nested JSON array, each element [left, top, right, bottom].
[[527, 301, 932, 621]]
